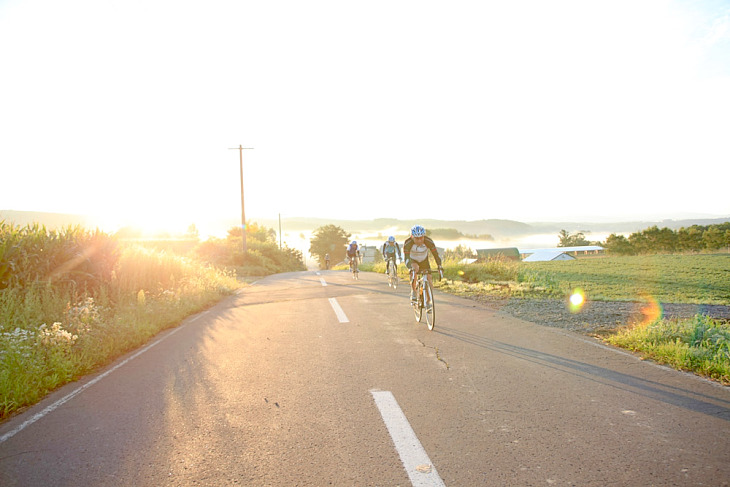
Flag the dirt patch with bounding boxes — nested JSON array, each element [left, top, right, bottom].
[[467, 294, 730, 336]]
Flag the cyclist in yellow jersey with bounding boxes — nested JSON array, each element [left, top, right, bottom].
[[403, 225, 442, 303]]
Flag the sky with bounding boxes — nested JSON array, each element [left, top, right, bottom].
[[1, 0, 729, 238]]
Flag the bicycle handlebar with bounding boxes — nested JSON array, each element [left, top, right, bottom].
[[411, 269, 443, 280]]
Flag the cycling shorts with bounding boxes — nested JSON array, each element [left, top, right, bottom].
[[409, 258, 431, 271]]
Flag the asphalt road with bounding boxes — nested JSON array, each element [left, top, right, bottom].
[[1, 270, 729, 486]]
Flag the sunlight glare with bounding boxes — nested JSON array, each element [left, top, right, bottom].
[[568, 288, 586, 313]]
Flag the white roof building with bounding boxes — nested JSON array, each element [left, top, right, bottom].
[[522, 250, 576, 262], [519, 245, 604, 262]]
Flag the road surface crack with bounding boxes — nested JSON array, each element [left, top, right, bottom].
[[417, 339, 450, 369]]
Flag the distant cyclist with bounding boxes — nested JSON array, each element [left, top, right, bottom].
[[324, 253, 331, 270], [346, 240, 360, 266], [381, 236, 402, 273], [403, 225, 443, 303]]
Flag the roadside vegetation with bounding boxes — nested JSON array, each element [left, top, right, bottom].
[[605, 315, 729, 383], [0, 220, 304, 420]]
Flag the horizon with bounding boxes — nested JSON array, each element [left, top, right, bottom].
[[4, 208, 729, 257], [3, 207, 728, 238]]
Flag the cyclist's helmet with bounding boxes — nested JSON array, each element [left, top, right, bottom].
[[411, 225, 426, 237], [351, 240, 357, 245], [388, 236, 396, 243]]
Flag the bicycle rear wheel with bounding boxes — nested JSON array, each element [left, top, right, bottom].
[[388, 261, 398, 289], [424, 279, 435, 330]]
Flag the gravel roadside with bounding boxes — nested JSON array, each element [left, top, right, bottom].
[[466, 294, 730, 336]]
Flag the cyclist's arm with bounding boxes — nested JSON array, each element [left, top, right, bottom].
[[425, 237, 443, 267], [403, 238, 413, 269]]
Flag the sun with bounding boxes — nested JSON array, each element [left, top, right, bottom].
[[93, 208, 198, 238]]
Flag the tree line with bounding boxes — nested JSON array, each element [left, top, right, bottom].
[[559, 222, 730, 255]]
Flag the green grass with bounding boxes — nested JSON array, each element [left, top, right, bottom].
[[519, 254, 730, 304], [605, 315, 730, 384]]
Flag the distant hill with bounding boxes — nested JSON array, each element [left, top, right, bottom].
[[258, 216, 730, 239], [0, 210, 93, 229], [256, 217, 535, 237], [3, 210, 729, 240]]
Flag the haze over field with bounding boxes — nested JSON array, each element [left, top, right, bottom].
[[2, 1, 729, 239], [3, 210, 728, 263]]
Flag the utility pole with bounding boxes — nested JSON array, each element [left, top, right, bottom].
[[228, 145, 254, 253]]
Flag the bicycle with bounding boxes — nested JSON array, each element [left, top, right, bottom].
[[410, 269, 442, 331], [386, 258, 398, 289], [349, 255, 359, 280]]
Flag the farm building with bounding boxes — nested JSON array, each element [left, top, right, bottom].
[[519, 245, 604, 260], [522, 250, 576, 262], [359, 245, 379, 263]]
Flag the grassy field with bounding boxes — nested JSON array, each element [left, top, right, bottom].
[[519, 254, 730, 304]]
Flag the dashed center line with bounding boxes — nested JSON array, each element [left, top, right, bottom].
[[371, 390, 445, 487], [328, 298, 349, 323], [320, 277, 327, 286]]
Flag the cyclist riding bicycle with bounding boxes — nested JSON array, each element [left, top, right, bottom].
[[381, 236, 402, 273], [403, 225, 443, 303], [346, 240, 360, 265], [324, 253, 331, 270]]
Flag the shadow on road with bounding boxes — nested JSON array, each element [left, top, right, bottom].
[[436, 325, 730, 422]]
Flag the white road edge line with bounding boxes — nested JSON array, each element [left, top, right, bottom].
[[328, 297, 349, 323], [0, 310, 211, 445], [371, 390, 446, 487]]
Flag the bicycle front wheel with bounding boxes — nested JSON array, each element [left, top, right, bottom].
[[424, 280, 435, 330], [412, 284, 423, 322]]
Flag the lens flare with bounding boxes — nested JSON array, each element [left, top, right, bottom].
[[633, 293, 663, 326], [457, 270, 465, 276], [568, 288, 586, 313]]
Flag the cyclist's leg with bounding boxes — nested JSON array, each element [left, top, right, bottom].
[[418, 260, 433, 305], [409, 262, 420, 300]]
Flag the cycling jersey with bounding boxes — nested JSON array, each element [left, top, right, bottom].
[[346, 244, 359, 257], [382, 242, 401, 260], [403, 236, 442, 269]]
